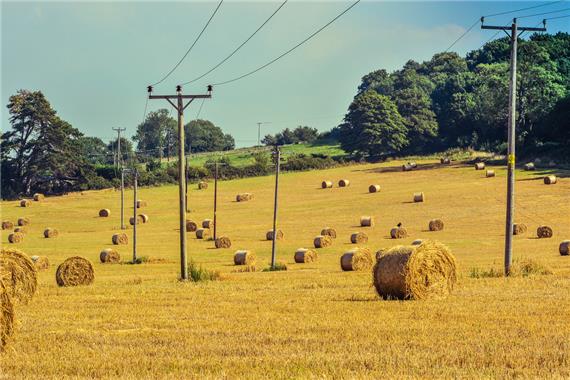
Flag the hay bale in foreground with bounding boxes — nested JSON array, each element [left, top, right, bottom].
[[198, 181, 208, 190], [266, 229, 284, 241], [390, 227, 408, 239], [44, 228, 59, 238], [429, 219, 444, 232], [55, 256, 94, 287], [0, 274, 14, 351], [440, 157, 451, 164], [314, 235, 333, 248], [129, 214, 146, 225], [475, 162, 485, 170], [513, 223, 527, 235], [33, 193, 44, 201], [8, 233, 24, 244], [340, 248, 373, 271], [350, 232, 368, 244], [100, 248, 120, 263], [373, 240, 457, 300], [136, 200, 147, 208], [294, 248, 317, 263], [30, 255, 50, 270], [236, 193, 254, 202], [486, 170, 495, 178], [20, 200, 31, 207], [413, 192, 425, 203], [99, 209, 111, 217], [186, 220, 198, 232], [544, 175, 557, 185], [537, 226, 553, 239], [360, 216, 374, 227], [0, 248, 37, 304], [234, 250, 255, 266], [196, 228, 210, 240], [369, 184, 381, 193], [202, 219, 214, 229], [320, 227, 337, 239], [17, 218, 30, 226], [560, 241, 570, 256], [338, 179, 350, 187], [2, 221, 14, 230], [321, 180, 333, 189], [112, 233, 128, 245], [215, 236, 232, 249], [524, 163, 535, 171]]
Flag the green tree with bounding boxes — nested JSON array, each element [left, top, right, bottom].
[[133, 109, 177, 159], [107, 137, 134, 164], [78, 136, 109, 165], [185, 119, 235, 153]]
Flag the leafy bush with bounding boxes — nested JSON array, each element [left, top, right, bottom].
[[188, 260, 222, 282]]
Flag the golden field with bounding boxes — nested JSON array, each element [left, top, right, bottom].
[[1, 159, 569, 379]]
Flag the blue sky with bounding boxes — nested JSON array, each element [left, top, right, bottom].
[[2, 1, 569, 147]]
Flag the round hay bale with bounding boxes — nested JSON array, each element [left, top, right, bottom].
[[266, 229, 284, 241], [314, 235, 333, 248], [428, 219, 444, 232], [340, 248, 373, 271], [402, 164, 413, 171], [186, 220, 198, 232], [559, 240, 570, 256], [410, 162, 418, 168], [411, 239, 423, 246], [373, 240, 457, 300], [236, 193, 254, 202], [375, 249, 385, 262], [33, 193, 44, 201], [413, 192, 425, 203], [140, 214, 149, 223], [202, 219, 214, 229], [338, 179, 350, 187], [198, 181, 208, 190], [136, 200, 147, 208], [215, 236, 232, 249], [44, 228, 59, 238], [196, 228, 210, 240], [524, 162, 535, 171], [8, 233, 24, 244], [30, 255, 49, 270], [369, 184, 381, 193], [234, 250, 255, 266], [0, 275, 15, 351], [129, 215, 146, 225], [294, 248, 317, 263], [20, 199, 31, 207], [112, 233, 128, 245], [544, 175, 557, 185], [537, 225, 553, 239], [14, 227, 27, 234], [99, 209, 111, 217], [475, 162, 485, 170], [1, 221, 14, 230], [321, 180, 333, 189], [486, 170, 495, 178], [440, 157, 451, 164], [513, 223, 527, 235], [350, 232, 368, 244], [320, 227, 337, 239], [100, 248, 121, 263], [55, 256, 94, 287], [0, 248, 37, 304], [360, 216, 374, 227], [17, 217, 30, 226], [390, 227, 408, 239]]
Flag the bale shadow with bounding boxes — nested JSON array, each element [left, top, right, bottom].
[[355, 162, 460, 175]]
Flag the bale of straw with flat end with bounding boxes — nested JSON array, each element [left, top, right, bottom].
[[1, 221, 13, 230], [314, 235, 332, 248], [429, 219, 444, 232], [236, 193, 254, 202], [17, 218, 30, 226], [524, 163, 535, 171], [513, 223, 527, 235], [320, 227, 337, 239], [544, 175, 557, 185], [8, 233, 24, 243], [0, 275, 14, 351], [198, 181, 208, 190], [33, 193, 44, 201], [402, 164, 413, 172], [100, 248, 121, 263], [475, 162, 485, 170], [266, 229, 284, 241], [560, 241, 570, 256], [321, 180, 332, 189], [186, 220, 198, 232], [440, 157, 450, 164], [56, 256, 94, 287], [340, 248, 373, 271], [234, 250, 255, 266], [31, 255, 49, 270], [537, 226, 553, 238], [0, 248, 37, 304], [112, 233, 128, 245], [350, 232, 368, 244], [369, 184, 381, 193], [294, 248, 317, 263], [375, 249, 385, 262], [338, 179, 350, 187], [129, 215, 145, 225], [202, 219, 214, 229], [14, 227, 27, 234], [196, 228, 210, 240], [136, 200, 147, 208], [99, 209, 111, 217], [20, 200, 31, 207], [360, 216, 374, 227], [390, 227, 408, 239], [44, 228, 59, 238], [373, 240, 457, 300], [486, 170, 495, 178], [215, 236, 232, 249], [413, 192, 425, 203]]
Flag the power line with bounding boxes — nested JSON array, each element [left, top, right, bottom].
[[517, 7, 570, 19], [181, 0, 288, 86], [444, 19, 480, 52], [212, 0, 361, 87], [483, 0, 564, 18], [150, 0, 224, 87], [545, 13, 570, 20]]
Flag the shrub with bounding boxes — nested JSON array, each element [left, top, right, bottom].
[[188, 260, 222, 282], [262, 261, 288, 272]]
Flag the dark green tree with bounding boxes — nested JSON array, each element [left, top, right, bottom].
[[184, 119, 235, 153], [133, 109, 177, 159]]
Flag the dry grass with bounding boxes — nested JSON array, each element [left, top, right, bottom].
[[1, 158, 570, 378]]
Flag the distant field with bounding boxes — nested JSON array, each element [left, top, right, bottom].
[[1, 158, 570, 378]]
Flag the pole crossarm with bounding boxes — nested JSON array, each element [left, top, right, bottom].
[[481, 25, 546, 32]]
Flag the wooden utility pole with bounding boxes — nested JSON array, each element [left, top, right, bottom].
[[185, 155, 190, 213], [148, 85, 212, 280], [270, 146, 281, 268], [481, 18, 546, 276], [120, 169, 126, 230], [133, 169, 138, 263], [113, 127, 126, 169], [213, 162, 219, 240], [257, 122, 271, 147]]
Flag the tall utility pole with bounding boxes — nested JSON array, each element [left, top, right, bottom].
[[112, 127, 126, 169], [270, 146, 281, 268], [481, 18, 546, 276], [148, 85, 212, 280], [213, 162, 219, 240], [120, 169, 126, 230], [257, 122, 271, 147], [132, 169, 138, 263], [185, 155, 190, 213]]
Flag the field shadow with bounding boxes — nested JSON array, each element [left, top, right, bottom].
[[340, 295, 378, 302], [354, 162, 459, 174]]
